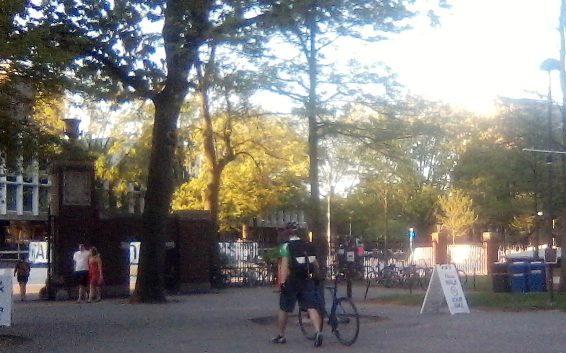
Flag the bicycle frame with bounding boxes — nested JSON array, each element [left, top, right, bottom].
[[298, 275, 360, 346]]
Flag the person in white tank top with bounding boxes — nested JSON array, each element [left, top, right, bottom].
[[73, 244, 91, 303]]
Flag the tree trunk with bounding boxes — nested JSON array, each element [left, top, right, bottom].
[[204, 167, 221, 230], [131, 87, 185, 303], [130, 0, 211, 302], [305, 7, 327, 277], [200, 69, 221, 230]]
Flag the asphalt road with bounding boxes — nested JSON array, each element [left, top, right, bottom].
[[1, 284, 566, 353]]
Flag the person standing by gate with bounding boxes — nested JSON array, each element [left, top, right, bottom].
[[14, 255, 31, 301], [88, 247, 103, 302], [271, 222, 323, 347], [73, 244, 90, 303]]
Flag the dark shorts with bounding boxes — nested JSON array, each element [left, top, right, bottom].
[[279, 279, 319, 313], [74, 271, 89, 287], [17, 275, 29, 284]]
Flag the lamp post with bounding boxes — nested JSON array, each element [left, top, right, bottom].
[[63, 118, 82, 141], [540, 59, 560, 250], [535, 211, 543, 260], [383, 189, 389, 262], [348, 215, 352, 237]]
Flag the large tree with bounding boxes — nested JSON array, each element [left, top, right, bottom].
[[7, 0, 448, 302], [256, 0, 432, 276], [14, 0, 308, 302]]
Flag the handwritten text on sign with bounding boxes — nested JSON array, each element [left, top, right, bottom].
[[437, 264, 470, 314], [420, 264, 469, 315]]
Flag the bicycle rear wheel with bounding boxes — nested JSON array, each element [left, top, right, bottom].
[[298, 308, 319, 340], [458, 269, 468, 286], [332, 297, 359, 346]]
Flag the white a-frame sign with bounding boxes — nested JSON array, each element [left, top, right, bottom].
[[420, 264, 470, 315], [0, 270, 12, 326]]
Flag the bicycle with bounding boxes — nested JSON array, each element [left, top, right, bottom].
[[366, 264, 401, 287], [298, 276, 360, 346], [450, 263, 468, 286], [399, 264, 432, 290]]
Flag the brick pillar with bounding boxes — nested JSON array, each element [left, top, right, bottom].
[[172, 211, 214, 293], [432, 231, 448, 265], [483, 232, 498, 274], [48, 160, 97, 299]]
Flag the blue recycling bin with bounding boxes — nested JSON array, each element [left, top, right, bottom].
[[510, 273, 527, 292], [527, 261, 546, 292], [509, 262, 528, 293], [509, 261, 528, 274]]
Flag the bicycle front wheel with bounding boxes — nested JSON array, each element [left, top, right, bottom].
[[298, 308, 319, 340], [333, 297, 359, 346]]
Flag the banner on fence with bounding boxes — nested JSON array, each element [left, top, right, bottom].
[[129, 242, 140, 265], [29, 241, 48, 264], [420, 264, 469, 315]]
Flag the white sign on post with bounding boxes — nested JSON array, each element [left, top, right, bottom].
[[420, 264, 470, 315], [0, 270, 12, 326], [346, 251, 355, 262]]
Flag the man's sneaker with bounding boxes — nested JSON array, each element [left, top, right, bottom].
[[314, 332, 323, 347], [271, 335, 286, 344]]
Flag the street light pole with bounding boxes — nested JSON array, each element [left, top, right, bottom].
[[539, 58, 560, 295], [384, 189, 389, 262], [540, 58, 561, 251]]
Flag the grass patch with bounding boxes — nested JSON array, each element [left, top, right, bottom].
[[367, 275, 566, 311], [467, 292, 566, 311]]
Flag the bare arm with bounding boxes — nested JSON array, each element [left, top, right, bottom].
[[280, 257, 289, 284]]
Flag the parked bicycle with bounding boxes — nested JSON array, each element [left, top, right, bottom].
[[364, 263, 432, 299], [298, 276, 360, 346], [366, 263, 400, 288], [399, 264, 433, 290], [450, 263, 468, 286]]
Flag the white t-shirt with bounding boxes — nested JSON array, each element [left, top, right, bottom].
[[73, 250, 90, 272]]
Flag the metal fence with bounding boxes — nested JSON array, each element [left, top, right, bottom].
[[218, 241, 276, 287], [448, 244, 487, 275], [362, 244, 488, 278]]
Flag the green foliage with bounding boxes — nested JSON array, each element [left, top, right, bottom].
[[325, 97, 464, 248], [0, 80, 68, 168], [436, 189, 478, 243], [172, 116, 309, 232], [450, 98, 550, 242], [453, 138, 534, 231]]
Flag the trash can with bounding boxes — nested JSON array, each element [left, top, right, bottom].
[[492, 262, 510, 293], [509, 262, 527, 293], [527, 261, 546, 292]]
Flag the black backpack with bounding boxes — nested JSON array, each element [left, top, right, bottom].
[[287, 239, 316, 279]]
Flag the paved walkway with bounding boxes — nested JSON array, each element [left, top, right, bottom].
[[2, 284, 566, 353]]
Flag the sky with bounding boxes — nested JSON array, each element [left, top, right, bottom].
[[368, 0, 562, 115], [71, 1, 563, 121]]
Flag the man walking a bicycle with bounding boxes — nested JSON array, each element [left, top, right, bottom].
[[271, 222, 324, 347]]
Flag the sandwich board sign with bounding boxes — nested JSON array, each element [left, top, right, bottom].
[[420, 264, 470, 315], [0, 270, 12, 326]]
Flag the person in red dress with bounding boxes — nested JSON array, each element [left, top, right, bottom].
[[88, 247, 104, 302]]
